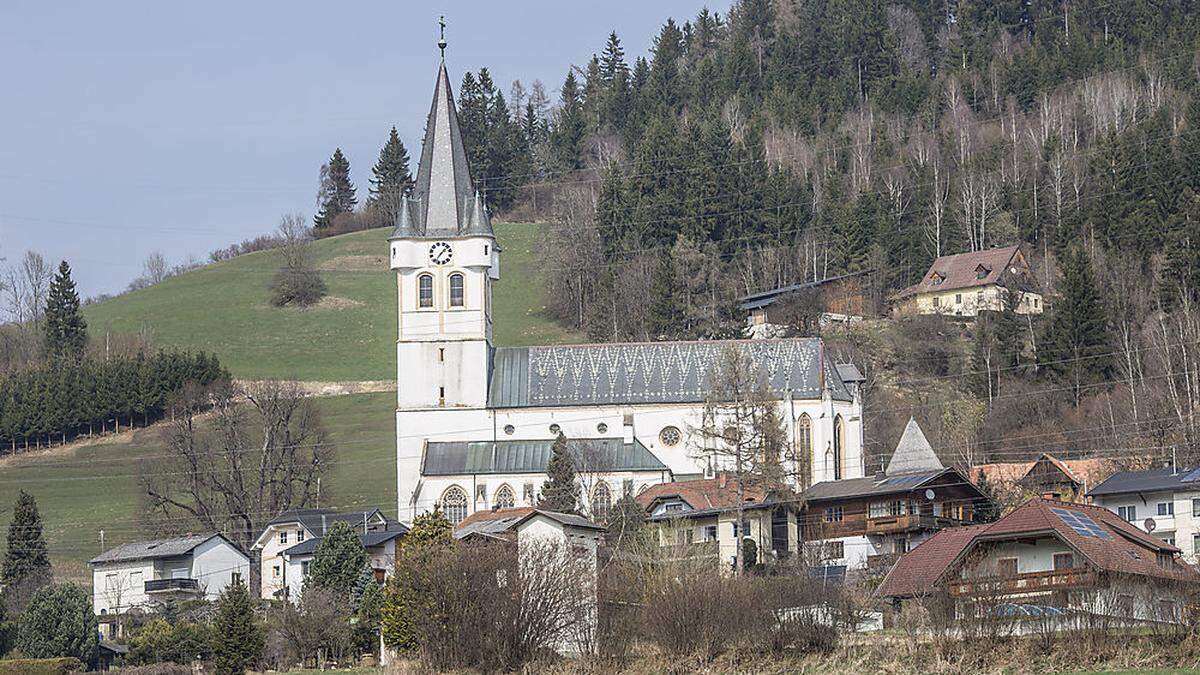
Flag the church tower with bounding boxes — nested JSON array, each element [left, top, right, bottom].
[[389, 43, 499, 410]]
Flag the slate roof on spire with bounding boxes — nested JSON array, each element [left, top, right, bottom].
[[886, 417, 943, 475], [393, 60, 493, 240]]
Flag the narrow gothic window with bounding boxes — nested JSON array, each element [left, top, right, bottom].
[[418, 274, 434, 308], [449, 273, 465, 307], [440, 486, 469, 525], [495, 484, 515, 509], [833, 415, 845, 480], [796, 414, 812, 459], [591, 482, 612, 521]]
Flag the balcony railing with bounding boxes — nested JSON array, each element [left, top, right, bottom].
[[947, 569, 1097, 597], [144, 578, 201, 594], [865, 514, 965, 534]]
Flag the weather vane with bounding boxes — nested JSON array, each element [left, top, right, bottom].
[[438, 16, 447, 58]]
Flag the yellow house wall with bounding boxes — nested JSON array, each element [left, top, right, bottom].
[[895, 285, 1043, 318]]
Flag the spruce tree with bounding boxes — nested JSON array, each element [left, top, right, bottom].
[[313, 148, 357, 232], [1043, 246, 1112, 405], [2, 491, 52, 606], [306, 521, 368, 598], [210, 580, 263, 675], [538, 433, 580, 513], [549, 71, 586, 170], [367, 127, 413, 212], [647, 254, 681, 339], [42, 261, 87, 361]]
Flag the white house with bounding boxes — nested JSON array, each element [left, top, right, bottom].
[[251, 508, 405, 601], [391, 47, 867, 526], [90, 533, 250, 638], [1087, 467, 1200, 562]]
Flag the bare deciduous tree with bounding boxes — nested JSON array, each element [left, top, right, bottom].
[[4, 250, 53, 324]]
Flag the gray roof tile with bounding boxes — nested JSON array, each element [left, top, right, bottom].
[[90, 534, 234, 565], [1087, 467, 1194, 497], [423, 437, 667, 476], [886, 418, 943, 475]]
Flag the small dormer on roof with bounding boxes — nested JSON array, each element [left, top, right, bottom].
[[930, 271, 946, 285], [885, 417, 944, 476], [975, 264, 991, 280]]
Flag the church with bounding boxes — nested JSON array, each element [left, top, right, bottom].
[[390, 50, 867, 525]]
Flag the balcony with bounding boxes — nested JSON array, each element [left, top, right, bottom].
[[144, 578, 201, 594], [947, 569, 1097, 597], [865, 514, 963, 534]]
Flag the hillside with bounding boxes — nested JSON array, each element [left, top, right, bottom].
[[0, 391, 396, 582], [84, 223, 582, 382]]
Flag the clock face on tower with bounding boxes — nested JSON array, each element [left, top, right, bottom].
[[428, 242, 453, 265]]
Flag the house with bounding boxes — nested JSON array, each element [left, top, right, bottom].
[[890, 245, 1042, 318], [635, 474, 799, 572], [877, 498, 1198, 627], [972, 454, 1119, 504], [739, 270, 874, 337], [1087, 466, 1200, 562], [90, 533, 250, 638], [252, 508, 406, 601], [799, 418, 991, 574], [389, 42, 868, 526]]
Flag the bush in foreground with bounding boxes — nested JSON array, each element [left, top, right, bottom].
[[15, 583, 96, 663]]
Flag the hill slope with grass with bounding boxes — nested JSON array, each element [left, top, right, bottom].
[[0, 391, 396, 582], [84, 223, 581, 382]]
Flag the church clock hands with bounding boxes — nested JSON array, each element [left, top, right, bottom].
[[428, 241, 453, 265]]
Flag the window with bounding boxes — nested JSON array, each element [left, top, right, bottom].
[[824, 506, 844, 523], [955, 293, 962, 305], [418, 273, 434, 308], [597, 422, 608, 434], [998, 557, 1018, 577], [440, 486, 469, 525], [272, 565, 281, 578], [1117, 505, 1138, 522], [105, 573, 118, 590], [659, 426, 682, 447], [663, 502, 684, 513], [833, 415, 845, 480], [1158, 502, 1174, 516], [1053, 552, 1075, 570], [827, 541, 845, 559], [1193, 498, 1200, 517], [869, 502, 889, 518], [796, 414, 812, 462], [1033, 298, 1040, 309], [1193, 533, 1200, 554], [932, 296, 941, 308], [549, 423, 561, 435], [1162, 535, 1176, 546], [301, 560, 311, 576], [703, 525, 718, 541], [1158, 552, 1173, 568], [591, 482, 612, 521], [449, 273, 465, 307], [495, 484, 516, 509], [296, 530, 305, 542], [231, 572, 242, 586], [279, 531, 288, 545], [503, 424, 515, 435]]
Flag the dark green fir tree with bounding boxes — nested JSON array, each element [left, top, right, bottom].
[[1043, 246, 1112, 405], [306, 521, 369, 598], [2, 491, 52, 602], [314, 148, 357, 232], [367, 127, 413, 212], [538, 433, 580, 513], [42, 261, 87, 361], [210, 580, 264, 675]]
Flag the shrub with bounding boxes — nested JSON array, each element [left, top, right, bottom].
[[0, 657, 82, 674], [113, 665, 192, 675], [268, 267, 327, 307], [15, 583, 96, 662], [128, 618, 213, 665]]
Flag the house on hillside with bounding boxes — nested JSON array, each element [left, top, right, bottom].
[[635, 474, 799, 573], [877, 498, 1198, 627], [972, 454, 1119, 504], [1088, 466, 1200, 562], [252, 508, 406, 601], [739, 270, 874, 337], [890, 245, 1042, 318], [90, 533, 250, 639], [799, 418, 991, 574]]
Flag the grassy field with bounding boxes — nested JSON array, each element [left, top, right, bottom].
[[84, 223, 581, 382], [0, 391, 396, 582]]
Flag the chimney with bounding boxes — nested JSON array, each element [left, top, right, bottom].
[[874, 470, 886, 481], [321, 514, 327, 536], [719, 472, 728, 489], [622, 413, 634, 445]]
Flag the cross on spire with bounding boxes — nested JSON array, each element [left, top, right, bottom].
[[438, 16, 447, 59]]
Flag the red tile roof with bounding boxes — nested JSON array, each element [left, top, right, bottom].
[[893, 245, 1023, 299], [877, 498, 1197, 599], [971, 455, 1120, 492], [636, 475, 768, 513]]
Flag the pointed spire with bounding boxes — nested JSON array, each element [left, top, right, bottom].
[[404, 55, 493, 239], [885, 417, 944, 476], [465, 189, 492, 236], [391, 194, 418, 238]]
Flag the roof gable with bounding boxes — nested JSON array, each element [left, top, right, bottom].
[[886, 418, 943, 475], [895, 245, 1025, 298]]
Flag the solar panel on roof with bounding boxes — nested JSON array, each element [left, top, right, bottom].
[[1050, 507, 1112, 540]]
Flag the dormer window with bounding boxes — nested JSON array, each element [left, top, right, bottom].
[[930, 272, 945, 286], [975, 264, 991, 280]]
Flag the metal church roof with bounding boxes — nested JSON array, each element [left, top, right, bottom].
[[487, 338, 855, 408], [422, 437, 667, 476]]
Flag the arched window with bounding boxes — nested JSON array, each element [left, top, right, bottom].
[[494, 484, 516, 509], [796, 414, 812, 460], [449, 273, 465, 307], [833, 415, 845, 480], [591, 482, 612, 522], [440, 485, 468, 524], [418, 274, 434, 308]]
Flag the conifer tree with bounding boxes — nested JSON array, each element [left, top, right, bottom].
[[458, 71, 489, 173], [380, 510, 452, 654], [2, 490, 52, 606], [42, 261, 87, 361], [306, 521, 368, 598], [210, 580, 263, 675], [1160, 187, 1200, 309], [549, 71, 586, 170], [538, 433, 580, 513], [367, 127, 413, 213], [647, 254, 681, 339], [313, 148, 357, 232], [1043, 246, 1112, 405]]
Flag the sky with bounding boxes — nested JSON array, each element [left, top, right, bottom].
[[0, 1, 732, 298]]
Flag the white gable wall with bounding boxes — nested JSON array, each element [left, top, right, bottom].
[[191, 537, 251, 602]]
